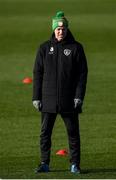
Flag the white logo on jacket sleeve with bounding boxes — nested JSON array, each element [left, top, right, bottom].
[[64, 49, 71, 56]]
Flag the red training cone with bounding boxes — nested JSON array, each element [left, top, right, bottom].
[[23, 77, 33, 84], [56, 149, 68, 156]]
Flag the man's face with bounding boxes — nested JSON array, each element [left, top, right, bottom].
[[54, 26, 67, 42]]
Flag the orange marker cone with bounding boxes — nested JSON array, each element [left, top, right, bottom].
[[56, 149, 68, 156], [23, 77, 32, 84]]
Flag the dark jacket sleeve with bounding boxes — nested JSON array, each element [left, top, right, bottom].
[[75, 44, 88, 101], [32, 45, 44, 101]]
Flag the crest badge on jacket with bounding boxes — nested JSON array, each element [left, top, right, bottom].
[[64, 49, 71, 56]]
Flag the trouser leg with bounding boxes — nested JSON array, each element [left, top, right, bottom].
[[61, 112, 80, 166], [40, 112, 57, 165]]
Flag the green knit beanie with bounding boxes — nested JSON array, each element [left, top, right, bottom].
[[52, 11, 68, 31]]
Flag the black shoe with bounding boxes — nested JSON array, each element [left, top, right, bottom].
[[35, 162, 50, 173]]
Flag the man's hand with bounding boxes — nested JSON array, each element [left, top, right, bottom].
[[74, 98, 82, 109], [33, 100, 42, 111]]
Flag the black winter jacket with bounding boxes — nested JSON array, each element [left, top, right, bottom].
[[33, 30, 88, 113]]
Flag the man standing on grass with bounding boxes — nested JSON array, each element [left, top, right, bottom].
[[32, 11, 88, 173]]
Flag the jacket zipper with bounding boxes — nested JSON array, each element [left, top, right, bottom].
[[56, 44, 61, 112], [56, 45, 59, 112]]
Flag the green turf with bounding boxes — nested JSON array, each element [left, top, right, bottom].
[[0, 0, 116, 178]]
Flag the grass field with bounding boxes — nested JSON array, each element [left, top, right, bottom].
[[0, 0, 116, 179]]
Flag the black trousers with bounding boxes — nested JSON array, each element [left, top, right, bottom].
[[40, 112, 80, 166]]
